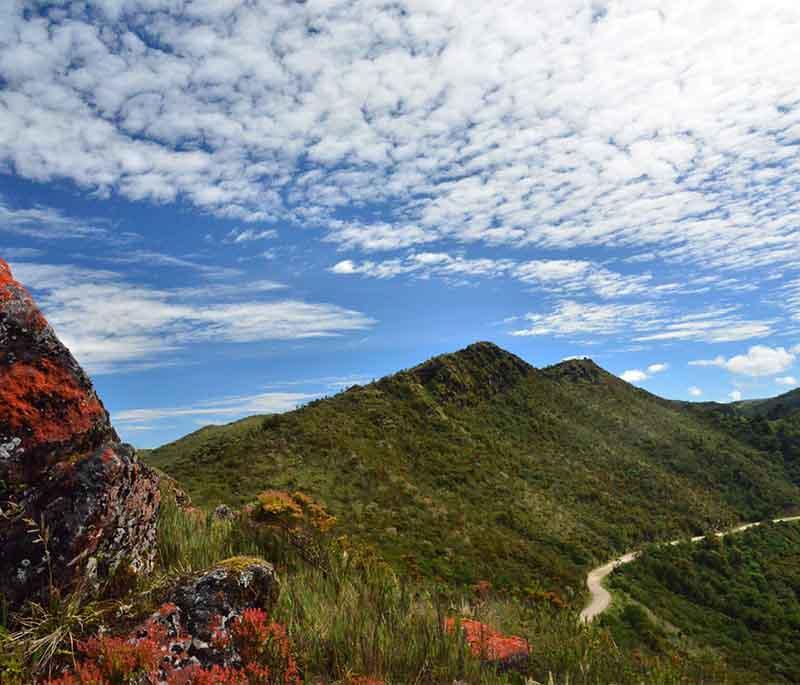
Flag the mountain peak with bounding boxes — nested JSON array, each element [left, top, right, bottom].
[[541, 357, 609, 384], [389, 341, 534, 403]]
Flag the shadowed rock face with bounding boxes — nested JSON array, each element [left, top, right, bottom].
[[0, 258, 160, 608]]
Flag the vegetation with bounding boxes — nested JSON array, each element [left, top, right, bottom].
[[7, 344, 800, 683], [609, 520, 800, 683], [145, 343, 800, 595], [2, 489, 744, 684]]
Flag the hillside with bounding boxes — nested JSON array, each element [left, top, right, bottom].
[[682, 390, 800, 490], [734, 387, 800, 419], [144, 342, 800, 594], [609, 520, 800, 682]]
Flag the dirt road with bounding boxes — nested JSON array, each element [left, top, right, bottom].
[[579, 515, 800, 624]]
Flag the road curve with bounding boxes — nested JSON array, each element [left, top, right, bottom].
[[579, 515, 800, 624]]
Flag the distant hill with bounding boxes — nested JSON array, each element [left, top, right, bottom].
[[734, 387, 800, 420], [144, 342, 800, 594], [683, 387, 800, 497]]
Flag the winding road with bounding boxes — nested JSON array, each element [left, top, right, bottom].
[[579, 515, 800, 624]]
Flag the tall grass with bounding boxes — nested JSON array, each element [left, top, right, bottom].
[[2, 492, 741, 684], [155, 496, 738, 684]]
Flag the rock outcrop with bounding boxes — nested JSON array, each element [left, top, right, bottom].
[[133, 558, 286, 678], [0, 258, 160, 608]]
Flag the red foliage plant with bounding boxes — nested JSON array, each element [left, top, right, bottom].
[[45, 634, 162, 685], [44, 611, 302, 685], [230, 609, 301, 685], [444, 617, 529, 663]]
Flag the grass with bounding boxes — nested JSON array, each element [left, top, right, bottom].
[[2, 489, 747, 683]]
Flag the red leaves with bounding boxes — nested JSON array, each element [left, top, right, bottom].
[[230, 609, 301, 685], [444, 617, 530, 663], [44, 610, 302, 685], [45, 634, 162, 685]]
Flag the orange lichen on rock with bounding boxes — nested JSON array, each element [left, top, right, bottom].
[[1, 357, 106, 445], [0, 258, 48, 329], [445, 617, 530, 665], [0, 257, 13, 286], [1, 256, 159, 609]]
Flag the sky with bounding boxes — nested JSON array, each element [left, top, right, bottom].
[[2, 0, 800, 448]]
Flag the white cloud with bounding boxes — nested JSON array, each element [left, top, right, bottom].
[[688, 386, 703, 397], [621, 369, 648, 383], [0, 196, 133, 243], [634, 308, 773, 343], [225, 228, 277, 243], [620, 361, 668, 384], [114, 391, 315, 426], [690, 345, 795, 377], [776, 376, 798, 387], [510, 300, 771, 343], [2, 247, 43, 259], [333, 253, 660, 297], [510, 301, 661, 338], [1, 1, 800, 275], [105, 250, 241, 279], [11, 261, 375, 374], [729, 390, 743, 402]]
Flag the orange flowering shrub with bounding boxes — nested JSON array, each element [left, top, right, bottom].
[[253, 491, 336, 535]]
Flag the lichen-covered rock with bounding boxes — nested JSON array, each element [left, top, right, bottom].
[[167, 557, 279, 644], [0, 444, 161, 606], [213, 503, 236, 521], [135, 558, 281, 674], [0, 258, 116, 486], [0, 258, 160, 608]]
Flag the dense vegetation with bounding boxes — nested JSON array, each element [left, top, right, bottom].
[[1, 489, 744, 684], [685, 389, 800, 490], [145, 342, 800, 595], [609, 521, 800, 683]]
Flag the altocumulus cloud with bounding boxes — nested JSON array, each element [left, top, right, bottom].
[[1, 1, 800, 273], [509, 301, 772, 343], [12, 261, 374, 374], [332, 254, 668, 298]]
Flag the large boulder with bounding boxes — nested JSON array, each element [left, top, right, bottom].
[[0, 258, 161, 608]]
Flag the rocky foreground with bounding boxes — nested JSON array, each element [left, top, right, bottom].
[[0, 257, 160, 608], [0, 258, 294, 681], [0, 258, 530, 684]]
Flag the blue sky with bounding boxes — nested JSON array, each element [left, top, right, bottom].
[[2, 0, 800, 448]]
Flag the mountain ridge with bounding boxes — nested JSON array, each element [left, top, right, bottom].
[[144, 341, 800, 594]]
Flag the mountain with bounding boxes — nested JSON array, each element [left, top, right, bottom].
[[144, 342, 800, 594], [734, 387, 800, 420], [681, 387, 800, 498]]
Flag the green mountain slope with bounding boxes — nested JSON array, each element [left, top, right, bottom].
[[144, 342, 800, 594], [734, 387, 800, 419], [609, 520, 800, 683]]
